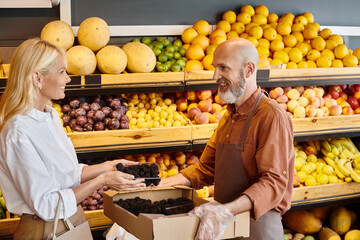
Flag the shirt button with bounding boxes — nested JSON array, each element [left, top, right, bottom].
[[232, 120, 235, 123], [226, 134, 229, 138], [283, 171, 286, 175]]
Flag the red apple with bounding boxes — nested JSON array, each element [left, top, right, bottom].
[[175, 92, 184, 98], [354, 84, 360, 92], [348, 96, 359, 110], [323, 93, 332, 99], [187, 155, 199, 165], [155, 157, 164, 164], [329, 85, 342, 93], [329, 89, 340, 99]]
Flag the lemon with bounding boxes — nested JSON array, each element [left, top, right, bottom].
[[316, 162, 326, 173], [319, 28, 333, 40], [191, 35, 210, 51], [270, 59, 283, 66], [185, 60, 204, 71], [307, 154, 318, 163], [284, 47, 292, 54], [240, 33, 250, 39], [216, 20, 231, 33], [206, 45, 218, 55], [270, 39, 285, 52], [255, 5, 269, 17], [328, 175, 339, 184], [279, 13, 294, 25], [267, 13, 279, 23], [291, 32, 304, 43], [252, 14, 267, 25], [325, 39, 338, 51], [186, 44, 205, 60], [294, 157, 305, 171], [353, 47, 360, 60], [334, 44, 349, 59], [275, 33, 283, 42], [202, 54, 215, 70], [294, 16, 308, 25], [193, 20, 211, 36], [269, 22, 278, 29], [167, 168, 179, 177], [258, 56, 271, 68], [222, 10, 237, 24], [301, 12, 314, 23], [343, 54, 359, 67], [241, 4, 255, 16], [329, 34, 344, 45], [316, 174, 329, 185], [296, 42, 310, 56], [261, 24, 272, 30], [322, 165, 334, 175], [246, 37, 258, 47], [289, 48, 303, 63], [237, 12, 252, 25], [291, 23, 305, 33], [249, 25, 264, 39], [258, 38, 270, 48], [276, 22, 292, 36], [283, 35, 297, 48], [305, 175, 317, 186], [297, 171, 307, 183], [286, 62, 298, 69], [321, 49, 335, 60], [298, 151, 307, 159], [231, 22, 245, 35], [263, 28, 277, 41], [245, 23, 259, 33], [227, 31, 239, 39], [273, 51, 289, 63], [257, 46, 270, 57], [211, 35, 227, 45], [316, 56, 332, 68], [311, 36, 326, 51], [303, 24, 318, 40], [182, 28, 199, 44], [307, 60, 317, 68], [306, 49, 321, 61], [209, 29, 227, 40], [301, 164, 313, 175]]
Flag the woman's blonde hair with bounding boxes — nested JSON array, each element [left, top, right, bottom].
[[0, 38, 66, 131]]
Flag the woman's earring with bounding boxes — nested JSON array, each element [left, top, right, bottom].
[[39, 85, 42, 90]]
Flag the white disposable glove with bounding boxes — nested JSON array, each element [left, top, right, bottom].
[[188, 200, 235, 240], [105, 223, 138, 240]]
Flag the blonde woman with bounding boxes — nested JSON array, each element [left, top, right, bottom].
[[0, 38, 146, 239]]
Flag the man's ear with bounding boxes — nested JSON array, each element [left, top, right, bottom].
[[31, 71, 43, 89], [244, 62, 256, 79]]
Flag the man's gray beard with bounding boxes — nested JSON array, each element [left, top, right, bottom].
[[218, 82, 246, 104]]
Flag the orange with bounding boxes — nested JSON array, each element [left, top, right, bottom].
[[270, 58, 283, 66], [258, 55, 271, 68], [241, 4, 255, 16], [222, 11, 237, 24], [240, 33, 250, 39], [309, 22, 321, 32], [191, 35, 210, 51], [306, 49, 321, 61], [267, 13, 279, 23], [291, 23, 305, 32], [307, 60, 317, 68], [263, 28, 277, 41], [303, 25, 318, 40], [301, 12, 314, 23], [249, 25, 263, 39], [258, 38, 270, 48], [319, 28, 333, 40], [206, 44, 218, 55], [227, 31, 239, 39], [236, 12, 252, 25], [257, 46, 270, 57], [289, 48, 303, 63], [316, 56, 332, 68], [182, 28, 199, 44], [286, 62, 298, 69], [246, 37, 258, 47], [334, 44, 349, 59], [255, 5, 269, 17], [231, 22, 245, 35], [321, 49, 335, 61], [245, 23, 259, 33], [216, 20, 231, 33], [186, 44, 205, 61], [270, 39, 285, 52], [353, 47, 360, 60], [325, 39, 338, 51], [209, 29, 226, 40], [294, 16, 308, 25], [296, 42, 310, 56], [331, 59, 344, 68], [276, 22, 292, 36], [291, 32, 304, 43], [202, 54, 215, 70], [273, 50, 290, 63], [298, 61, 309, 68], [252, 14, 267, 25], [211, 35, 227, 45], [343, 55, 358, 67], [193, 20, 211, 36], [329, 34, 344, 45], [311, 36, 326, 51], [283, 35, 297, 47], [185, 60, 203, 71]]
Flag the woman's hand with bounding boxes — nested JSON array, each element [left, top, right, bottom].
[[103, 171, 146, 191], [102, 159, 139, 172]]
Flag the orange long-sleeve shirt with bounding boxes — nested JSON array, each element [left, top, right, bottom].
[[181, 89, 295, 220]]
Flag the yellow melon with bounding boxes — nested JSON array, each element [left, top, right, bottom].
[[40, 20, 74, 50], [96, 45, 127, 74], [122, 42, 156, 73], [66, 45, 96, 75], [330, 206, 352, 235], [77, 17, 110, 52]]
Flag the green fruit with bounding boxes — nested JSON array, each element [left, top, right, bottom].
[[153, 48, 161, 56], [158, 54, 168, 63], [170, 59, 176, 64], [173, 52, 181, 60], [156, 64, 168, 72], [132, 38, 141, 43], [164, 61, 172, 70], [141, 37, 152, 45], [164, 50, 174, 60], [0, 197, 5, 209], [176, 59, 186, 68], [160, 38, 170, 47], [173, 45, 180, 52], [173, 39, 183, 48], [303, 236, 315, 240], [179, 47, 187, 56], [158, 37, 166, 42], [170, 63, 181, 72], [154, 42, 164, 50], [166, 45, 175, 53]]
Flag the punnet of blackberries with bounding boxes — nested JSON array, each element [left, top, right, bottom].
[[115, 196, 194, 216], [116, 163, 160, 186]]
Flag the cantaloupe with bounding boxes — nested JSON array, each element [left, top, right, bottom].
[[77, 17, 110, 52], [330, 206, 352, 235], [122, 42, 156, 73], [96, 45, 127, 74], [66, 45, 96, 75], [282, 210, 322, 234], [40, 20, 74, 50]]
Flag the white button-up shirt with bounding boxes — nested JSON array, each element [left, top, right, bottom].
[[0, 105, 85, 221]]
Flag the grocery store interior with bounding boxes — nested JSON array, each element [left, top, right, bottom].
[[1, 0, 360, 239]]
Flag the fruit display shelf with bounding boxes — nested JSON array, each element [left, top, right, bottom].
[[0, 209, 113, 238]]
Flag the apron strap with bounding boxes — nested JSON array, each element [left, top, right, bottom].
[[237, 92, 264, 151]]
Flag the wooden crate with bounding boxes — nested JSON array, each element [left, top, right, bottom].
[[185, 70, 214, 85], [0, 218, 19, 237], [68, 126, 192, 149], [191, 123, 218, 143]]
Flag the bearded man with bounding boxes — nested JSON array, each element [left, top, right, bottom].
[[159, 38, 295, 240]]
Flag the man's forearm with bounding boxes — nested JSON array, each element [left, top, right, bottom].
[[158, 173, 191, 187], [224, 194, 253, 215]]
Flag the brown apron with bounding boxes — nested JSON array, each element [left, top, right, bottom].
[[14, 205, 87, 240], [214, 92, 283, 240]]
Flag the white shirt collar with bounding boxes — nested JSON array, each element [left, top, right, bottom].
[[27, 105, 55, 122]]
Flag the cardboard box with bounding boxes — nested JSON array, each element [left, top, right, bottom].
[[104, 186, 250, 240]]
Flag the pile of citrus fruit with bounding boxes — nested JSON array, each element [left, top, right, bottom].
[[181, 4, 360, 70]]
